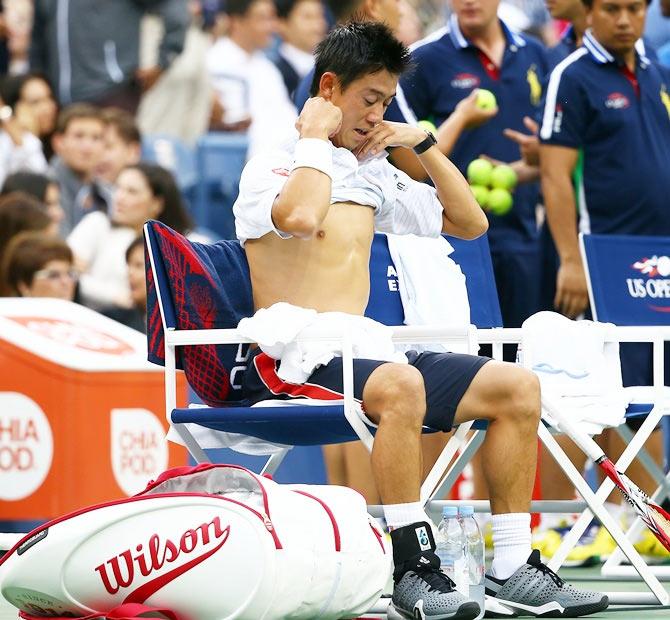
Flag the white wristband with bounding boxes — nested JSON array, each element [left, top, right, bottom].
[[291, 138, 333, 179]]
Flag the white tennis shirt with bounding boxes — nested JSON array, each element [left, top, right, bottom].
[[233, 134, 444, 245]]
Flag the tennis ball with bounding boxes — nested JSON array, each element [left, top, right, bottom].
[[476, 89, 497, 110], [488, 188, 513, 215], [470, 185, 490, 209], [491, 164, 518, 191], [418, 119, 438, 134], [466, 158, 493, 186]]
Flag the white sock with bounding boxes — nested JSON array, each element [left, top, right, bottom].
[[383, 502, 430, 531], [491, 513, 532, 579]]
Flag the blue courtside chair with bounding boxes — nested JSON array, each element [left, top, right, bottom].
[[193, 132, 248, 239], [579, 233, 670, 578]]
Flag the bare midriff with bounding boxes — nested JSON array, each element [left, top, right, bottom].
[[245, 202, 375, 315]]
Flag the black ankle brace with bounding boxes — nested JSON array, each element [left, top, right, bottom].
[[390, 521, 440, 582]]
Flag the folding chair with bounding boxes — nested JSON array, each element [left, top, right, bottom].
[[578, 233, 670, 581]]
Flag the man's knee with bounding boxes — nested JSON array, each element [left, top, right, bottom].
[[363, 363, 426, 426], [501, 366, 541, 424]]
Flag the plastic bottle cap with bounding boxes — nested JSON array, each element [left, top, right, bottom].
[[442, 506, 458, 518], [458, 506, 474, 517]]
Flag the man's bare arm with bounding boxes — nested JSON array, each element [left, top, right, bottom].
[[271, 98, 342, 238], [358, 121, 488, 239], [540, 143, 588, 318]]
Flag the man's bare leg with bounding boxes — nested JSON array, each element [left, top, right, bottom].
[[454, 361, 541, 514], [362, 363, 426, 504]]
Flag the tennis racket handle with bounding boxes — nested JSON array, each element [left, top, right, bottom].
[[540, 393, 606, 463]]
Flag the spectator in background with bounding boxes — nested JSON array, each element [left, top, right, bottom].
[[91, 107, 143, 212], [645, 0, 670, 51], [270, 0, 327, 100], [657, 0, 670, 66], [1, 232, 76, 300], [49, 104, 105, 235], [30, 0, 189, 113], [68, 162, 192, 311], [0, 78, 51, 188], [0, 73, 58, 161], [1, 171, 64, 231], [102, 236, 148, 333], [396, 0, 424, 47], [207, 0, 298, 157], [539, 0, 670, 559], [0, 191, 56, 272], [138, 0, 214, 144], [401, 0, 548, 338]]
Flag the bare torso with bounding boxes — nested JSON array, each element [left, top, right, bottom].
[[245, 202, 374, 315]]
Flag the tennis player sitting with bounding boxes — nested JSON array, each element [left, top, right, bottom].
[[233, 21, 608, 620]]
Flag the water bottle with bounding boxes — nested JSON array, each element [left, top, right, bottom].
[[436, 506, 467, 594], [459, 506, 485, 619]]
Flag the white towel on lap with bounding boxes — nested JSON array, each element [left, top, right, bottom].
[[522, 311, 630, 433], [238, 302, 407, 384], [386, 233, 470, 353]]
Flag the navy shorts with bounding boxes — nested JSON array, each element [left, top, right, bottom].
[[241, 349, 491, 432]]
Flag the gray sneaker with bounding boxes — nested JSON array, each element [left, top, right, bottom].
[[484, 550, 609, 617], [388, 563, 481, 620]]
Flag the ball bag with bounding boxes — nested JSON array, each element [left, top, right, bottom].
[[0, 463, 391, 619]]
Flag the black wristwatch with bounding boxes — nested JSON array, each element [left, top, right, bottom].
[[413, 130, 437, 155]]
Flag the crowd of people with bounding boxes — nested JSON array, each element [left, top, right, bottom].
[[0, 0, 669, 617]]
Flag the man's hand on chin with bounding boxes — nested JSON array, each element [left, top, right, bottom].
[[354, 121, 425, 160]]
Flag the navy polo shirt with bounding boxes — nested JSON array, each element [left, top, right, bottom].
[[400, 15, 549, 252], [539, 29, 670, 236]]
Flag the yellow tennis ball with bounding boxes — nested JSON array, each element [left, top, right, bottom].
[[491, 164, 518, 191], [470, 185, 490, 209], [488, 188, 513, 215], [466, 158, 493, 186], [418, 119, 438, 134], [476, 89, 497, 110]]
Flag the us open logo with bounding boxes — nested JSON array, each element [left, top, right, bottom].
[[451, 73, 480, 89], [605, 92, 630, 110], [627, 255, 670, 312]]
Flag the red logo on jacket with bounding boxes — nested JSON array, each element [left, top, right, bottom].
[[95, 516, 230, 602]]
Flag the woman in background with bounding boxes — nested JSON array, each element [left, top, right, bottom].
[[1, 232, 76, 300]]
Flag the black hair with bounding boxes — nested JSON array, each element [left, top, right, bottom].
[[581, 0, 651, 6], [1, 172, 53, 203], [124, 163, 193, 235], [125, 235, 145, 263], [310, 21, 411, 96], [224, 0, 258, 15], [0, 73, 53, 111]]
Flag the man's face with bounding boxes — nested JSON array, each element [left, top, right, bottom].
[[545, 0, 584, 21], [96, 126, 141, 184], [450, 0, 500, 32], [235, 0, 277, 51], [588, 0, 646, 55], [54, 118, 105, 176], [327, 69, 398, 151], [280, 0, 326, 53]]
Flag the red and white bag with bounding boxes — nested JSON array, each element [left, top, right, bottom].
[[0, 464, 391, 619]]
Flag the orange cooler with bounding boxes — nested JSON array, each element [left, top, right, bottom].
[[0, 298, 186, 523]]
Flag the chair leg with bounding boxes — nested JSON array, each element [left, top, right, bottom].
[[260, 448, 291, 477], [420, 422, 474, 504], [424, 429, 486, 508], [539, 424, 669, 604]]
